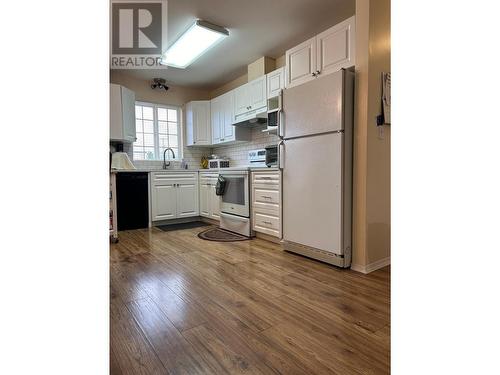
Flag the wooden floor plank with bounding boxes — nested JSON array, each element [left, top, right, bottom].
[[111, 227, 390, 375], [110, 297, 166, 375], [182, 324, 268, 375], [127, 297, 213, 375]]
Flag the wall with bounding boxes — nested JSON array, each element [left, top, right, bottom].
[[110, 71, 211, 169], [275, 55, 285, 69], [209, 55, 285, 98], [247, 57, 276, 81], [212, 126, 280, 166], [351, 0, 391, 272], [210, 74, 248, 98]]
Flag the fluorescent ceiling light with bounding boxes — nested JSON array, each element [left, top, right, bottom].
[[161, 20, 229, 68]]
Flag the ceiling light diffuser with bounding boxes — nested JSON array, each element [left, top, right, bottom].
[[161, 20, 229, 68]]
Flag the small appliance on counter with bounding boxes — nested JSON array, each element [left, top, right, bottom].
[[208, 156, 230, 169]]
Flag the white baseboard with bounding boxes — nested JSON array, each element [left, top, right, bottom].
[[351, 256, 390, 274]]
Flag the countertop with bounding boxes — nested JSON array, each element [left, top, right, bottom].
[[111, 166, 279, 173]]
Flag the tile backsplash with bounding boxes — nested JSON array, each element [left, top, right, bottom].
[[211, 125, 279, 166], [111, 124, 278, 170], [112, 142, 208, 170]]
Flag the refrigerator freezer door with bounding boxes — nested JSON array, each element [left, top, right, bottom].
[[282, 133, 344, 255], [283, 69, 344, 139]]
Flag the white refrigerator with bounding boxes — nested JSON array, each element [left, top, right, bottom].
[[279, 69, 354, 267]]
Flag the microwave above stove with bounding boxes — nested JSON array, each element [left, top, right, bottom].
[[267, 108, 280, 128]]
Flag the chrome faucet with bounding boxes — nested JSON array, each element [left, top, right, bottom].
[[163, 147, 176, 169]]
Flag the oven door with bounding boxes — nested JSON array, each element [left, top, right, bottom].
[[220, 172, 249, 217]]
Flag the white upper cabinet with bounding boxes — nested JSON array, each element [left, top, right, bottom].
[[185, 100, 211, 146], [267, 67, 286, 98], [232, 76, 267, 124], [234, 84, 250, 117], [211, 91, 250, 145], [316, 16, 356, 77], [222, 93, 235, 140], [285, 37, 317, 88], [285, 16, 355, 88], [248, 75, 267, 110], [110, 84, 136, 143], [211, 96, 222, 143]]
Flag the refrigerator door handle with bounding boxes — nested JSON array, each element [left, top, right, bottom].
[[278, 141, 285, 170], [278, 109, 284, 138], [278, 90, 284, 138]]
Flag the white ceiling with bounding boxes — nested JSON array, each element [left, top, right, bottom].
[[115, 0, 355, 90]]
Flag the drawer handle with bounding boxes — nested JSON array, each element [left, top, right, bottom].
[[263, 221, 272, 225], [262, 196, 272, 199], [260, 177, 272, 180]]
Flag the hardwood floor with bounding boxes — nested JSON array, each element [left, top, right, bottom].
[[110, 226, 390, 374]]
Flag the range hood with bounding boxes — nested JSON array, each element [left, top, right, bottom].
[[233, 116, 267, 127]]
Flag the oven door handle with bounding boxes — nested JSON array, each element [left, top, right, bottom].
[[220, 212, 249, 222]]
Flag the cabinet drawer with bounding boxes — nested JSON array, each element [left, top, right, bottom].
[[253, 210, 280, 237], [252, 172, 280, 186], [199, 172, 219, 179], [252, 187, 279, 208], [153, 172, 197, 185]]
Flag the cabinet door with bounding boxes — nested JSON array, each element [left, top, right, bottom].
[[110, 84, 123, 141], [185, 103, 195, 146], [233, 84, 249, 117], [121, 86, 136, 143], [316, 16, 355, 77], [209, 183, 220, 220], [285, 37, 316, 88], [199, 182, 210, 217], [152, 184, 176, 221], [177, 182, 199, 217], [193, 101, 211, 145], [211, 97, 222, 144], [248, 76, 267, 111], [267, 67, 285, 98], [221, 92, 234, 141]]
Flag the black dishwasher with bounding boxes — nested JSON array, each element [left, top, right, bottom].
[[116, 172, 149, 230]]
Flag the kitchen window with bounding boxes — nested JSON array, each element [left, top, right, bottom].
[[133, 102, 181, 160]]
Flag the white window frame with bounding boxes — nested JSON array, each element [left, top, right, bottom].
[[134, 101, 183, 161]]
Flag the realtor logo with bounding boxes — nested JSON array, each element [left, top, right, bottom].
[[110, 0, 168, 68]]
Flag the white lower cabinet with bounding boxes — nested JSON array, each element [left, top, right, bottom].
[[251, 170, 281, 238], [151, 172, 199, 221], [199, 172, 220, 221], [177, 183, 199, 217], [152, 184, 177, 220]]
